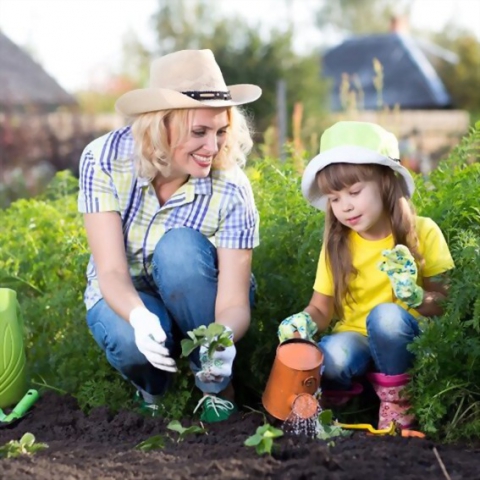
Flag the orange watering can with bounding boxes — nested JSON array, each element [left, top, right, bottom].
[[262, 338, 324, 421]]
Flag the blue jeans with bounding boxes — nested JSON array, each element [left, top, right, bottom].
[[318, 303, 420, 390], [86, 227, 255, 401]]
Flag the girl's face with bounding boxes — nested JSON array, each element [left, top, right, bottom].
[[169, 108, 229, 179], [326, 180, 390, 240]]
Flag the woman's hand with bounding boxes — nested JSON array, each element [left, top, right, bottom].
[[196, 326, 236, 383], [378, 245, 423, 308], [129, 307, 177, 373]]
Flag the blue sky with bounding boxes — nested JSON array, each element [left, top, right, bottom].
[[1, 0, 479, 92]]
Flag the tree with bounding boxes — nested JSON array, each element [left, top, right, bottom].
[[147, 0, 329, 137], [316, 0, 413, 35], [429, 26, 480, 115]]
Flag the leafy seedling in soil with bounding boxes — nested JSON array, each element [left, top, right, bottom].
[[244, 423, 284, 455], [135, 434, 166, 452], [181, 324, 233, 358], [167, 420, 207, 443], [0, 432, 48, 458], [316, 409, 352, 444]]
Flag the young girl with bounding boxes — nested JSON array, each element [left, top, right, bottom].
[[278, 121, 454, 429]]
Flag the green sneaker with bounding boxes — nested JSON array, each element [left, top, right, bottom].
[[134, 391, 162, 418], [194, 395, 238, 423]]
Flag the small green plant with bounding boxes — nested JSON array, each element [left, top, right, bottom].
[[135, 434, 166, 452], [244, 423, 283, 455], [167, 420, 206, 443], [0, 433, 48, 458], [181, 324, 233, 358], [316, 410, 352, 442]]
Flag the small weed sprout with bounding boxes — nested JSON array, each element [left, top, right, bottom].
[[0, 433, 48, 458], [167, 420, 207, 443], [316, 410, 351, 441], [135, 435, 166, 452], [244, 424, 283, 455]]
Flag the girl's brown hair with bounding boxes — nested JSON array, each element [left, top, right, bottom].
[[318, 163, 423, 319]]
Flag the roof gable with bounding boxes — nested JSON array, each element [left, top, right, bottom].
[[322, 33, 451, 111], [0, 31, 77, 110]]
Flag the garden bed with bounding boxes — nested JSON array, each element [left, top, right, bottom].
[[0, 392, 479, 479]]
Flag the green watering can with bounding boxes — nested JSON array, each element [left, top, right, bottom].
[[0, 288, 38, 423]]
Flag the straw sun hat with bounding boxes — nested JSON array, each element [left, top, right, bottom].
[[115, 49, 262, 116], [301, 121, 415, 211]]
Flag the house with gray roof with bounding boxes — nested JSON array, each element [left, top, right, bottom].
[[322, 30, 456, 111], [0, 31, 77, 112]]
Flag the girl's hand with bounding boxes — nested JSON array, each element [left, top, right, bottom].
[[378, 245, 424, 308], [278, 312, 318, 343]]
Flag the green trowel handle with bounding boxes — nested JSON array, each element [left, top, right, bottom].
[[4, 389, 39, 422]]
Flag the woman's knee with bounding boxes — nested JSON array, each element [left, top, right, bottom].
[[153, 228, 217, 287]]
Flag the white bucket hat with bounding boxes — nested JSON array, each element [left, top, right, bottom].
[[115, 49, 262, 116], [301, 121, 415, 211]]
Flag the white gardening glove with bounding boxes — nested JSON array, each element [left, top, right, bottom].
[[129, 307, 177, 373], [196, 326, 236, 383]]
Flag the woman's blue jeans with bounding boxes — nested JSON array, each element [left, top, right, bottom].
[[86, 227, 255, 401], [318, 303, 421, 390]]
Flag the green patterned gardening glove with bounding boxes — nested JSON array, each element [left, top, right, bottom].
[[378, 244, 424, 308], [278, 312, 318, 343]]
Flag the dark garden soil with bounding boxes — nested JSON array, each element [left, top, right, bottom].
[[0, 391, 479, 480]]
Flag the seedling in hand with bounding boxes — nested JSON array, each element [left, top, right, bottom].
[[181, 324, 233, 358], [244, 423, 284, 455], [0, 433, 48, 458]]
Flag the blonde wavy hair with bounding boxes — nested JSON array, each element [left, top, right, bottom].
[[130, 106, 253, 180], [318, 163, 424, 319]]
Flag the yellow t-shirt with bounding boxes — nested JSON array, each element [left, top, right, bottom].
[[313, 216, 454, 336]]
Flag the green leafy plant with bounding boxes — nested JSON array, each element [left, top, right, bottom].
[[244, 423, 283, 455], [0, 433, 48, 458], [181, 324, 233, 358], [316, 409, 351, 441], [135, 435, 166, 452], [167, 420, 206, 442]]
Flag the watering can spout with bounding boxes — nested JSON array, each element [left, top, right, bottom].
[[262, 338, 324, 421]]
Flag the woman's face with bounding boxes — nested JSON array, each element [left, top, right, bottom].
[[169, 108, 229, 179]]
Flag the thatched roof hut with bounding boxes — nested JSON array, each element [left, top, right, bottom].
[[0, 31, 77, 112]]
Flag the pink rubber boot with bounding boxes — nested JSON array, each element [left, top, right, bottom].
[[320, 382, 364, 409], [367, 372, 415, 430]]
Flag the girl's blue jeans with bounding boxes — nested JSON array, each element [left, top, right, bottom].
[[319, 303, 421, 390], [86, 227, 255, 401]]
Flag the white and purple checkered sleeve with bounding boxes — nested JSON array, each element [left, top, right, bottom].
[[216, 181, 260, 249], [78, 147, 120, 214]]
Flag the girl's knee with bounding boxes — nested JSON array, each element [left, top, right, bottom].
[[367, 303, 408, 336], [320, 341, 352, 380]]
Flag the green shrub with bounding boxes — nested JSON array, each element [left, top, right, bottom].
[[0, 171, 132, 412], [408, 123, 480, 441]]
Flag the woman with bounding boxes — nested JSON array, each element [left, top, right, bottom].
[[78, 49, 262, 423]]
